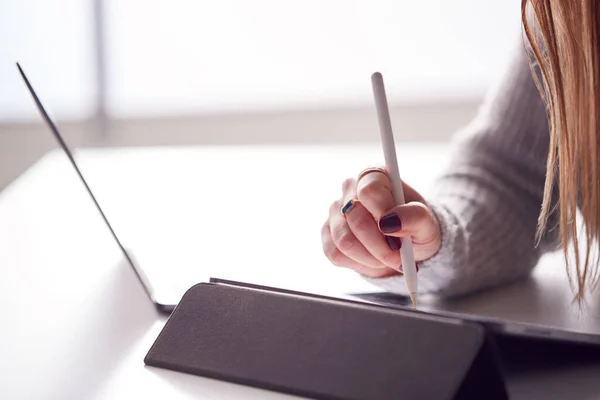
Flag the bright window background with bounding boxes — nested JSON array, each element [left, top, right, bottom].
[[1, 0, 521, 122], [0, 0, 96, 122], [105, 0, 521, 118]]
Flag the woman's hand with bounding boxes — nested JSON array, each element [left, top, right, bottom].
[[321, 168, 442, 278]]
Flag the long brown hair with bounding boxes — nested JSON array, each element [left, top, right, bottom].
[[522, 0, 600, 301]]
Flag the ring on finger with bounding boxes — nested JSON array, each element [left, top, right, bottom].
[[341, 198, 360, 216], [358, 167, 387, 181]]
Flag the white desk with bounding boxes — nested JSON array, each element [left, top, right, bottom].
[[1, 144, 599, 400]]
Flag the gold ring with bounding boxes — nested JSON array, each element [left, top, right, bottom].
[[358, 167, 387, 181], [341, 198, 360, 216]]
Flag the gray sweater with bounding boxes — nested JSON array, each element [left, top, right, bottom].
[[368, 44, 561, 297]]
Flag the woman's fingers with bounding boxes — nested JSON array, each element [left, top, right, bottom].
[[356, 168, 426, 218], [354, 168, 440, 256], [356, 169, 395, 219], [341, 178, 402, 270], [328, 201, 386, 269], [377, 201, 442, 258], [321, 222, 398, 278], [321, 168, 440, 277]]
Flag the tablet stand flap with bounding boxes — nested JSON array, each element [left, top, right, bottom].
[[145, 282, 507, 400]]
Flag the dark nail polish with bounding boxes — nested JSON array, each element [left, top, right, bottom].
[[379, 213, 402, 233], [385, 236, 402, 251]]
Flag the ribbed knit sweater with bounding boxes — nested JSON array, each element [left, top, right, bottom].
[[367, 44, 561, 297]]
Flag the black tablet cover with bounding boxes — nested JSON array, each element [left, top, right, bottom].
[[145, 282, 507, 400]]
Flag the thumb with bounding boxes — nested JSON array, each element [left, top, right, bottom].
[[377, 201, 440, 245]]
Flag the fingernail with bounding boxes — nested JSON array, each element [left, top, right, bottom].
[[385, 236, 402, 251], [379, 213, 402, 233]]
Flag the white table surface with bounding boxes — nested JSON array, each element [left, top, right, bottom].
[[1, 143, 600, 400]]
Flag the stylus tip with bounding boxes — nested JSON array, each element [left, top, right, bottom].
[[410, 293, 417, 309]]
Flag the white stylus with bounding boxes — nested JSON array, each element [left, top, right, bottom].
[[371, 72, 418, 308]]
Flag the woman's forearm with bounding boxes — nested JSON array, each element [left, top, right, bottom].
[[366, 44, 560, 297]]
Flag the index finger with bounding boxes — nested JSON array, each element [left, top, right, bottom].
[[356, 169, 395, 220]]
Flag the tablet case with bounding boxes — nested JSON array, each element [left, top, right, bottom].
[[145, 280, 507, 400]]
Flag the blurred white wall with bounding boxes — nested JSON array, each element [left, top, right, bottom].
[[105, 0, 520, 117], [0, 0, 521, 189], [3, 0, 520, 121]]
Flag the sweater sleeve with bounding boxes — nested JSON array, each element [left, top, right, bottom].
[[365, 44, 560, 297]]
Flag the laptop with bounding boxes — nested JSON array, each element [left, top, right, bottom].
[[17, 64, 178, 313], [17, 63, 600, 347]]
